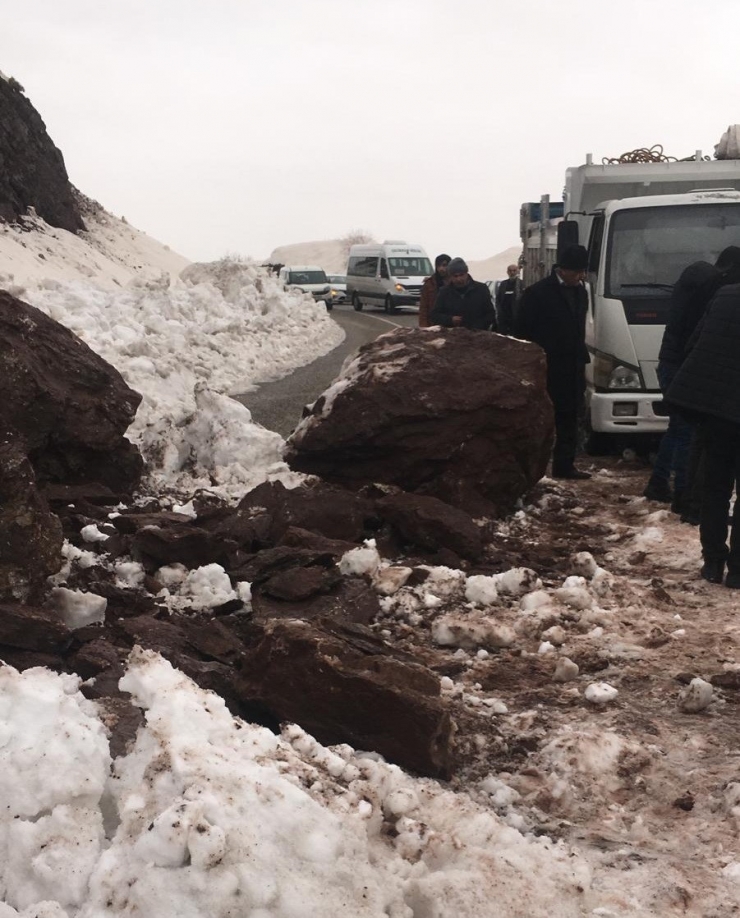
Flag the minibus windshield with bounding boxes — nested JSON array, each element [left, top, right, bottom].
[[606, 203, 740, 297], [389, 257, 433, 277]]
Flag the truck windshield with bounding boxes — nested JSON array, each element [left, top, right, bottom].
[[289, 270, 327, 284], [389, 257, 433, 277], [606, 203, 740, 297]]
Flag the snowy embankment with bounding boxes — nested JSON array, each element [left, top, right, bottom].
[[1, 211, 344, 498]]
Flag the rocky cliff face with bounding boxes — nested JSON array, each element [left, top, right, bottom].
[[0, 74, 84, 232]]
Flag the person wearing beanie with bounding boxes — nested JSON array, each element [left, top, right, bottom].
[[419, 253, 451, 327], [514, 244, 592, 480], [429, 257, 496, 331]]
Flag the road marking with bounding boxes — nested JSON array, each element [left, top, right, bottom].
[[363, 314, 408, 328]]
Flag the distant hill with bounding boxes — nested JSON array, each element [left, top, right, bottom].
[[466, 246, 522, 282], [268, 239, 521, 279]]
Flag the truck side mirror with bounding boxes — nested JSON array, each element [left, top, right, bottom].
[[557, 220, 579, 257]]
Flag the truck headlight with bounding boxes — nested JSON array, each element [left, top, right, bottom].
[[608, 365, 642, 390], [592, 351, 643, 390], [395, 283, 404, 291]]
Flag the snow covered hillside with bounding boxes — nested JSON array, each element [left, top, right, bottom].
[[0, 193, 189, 289]]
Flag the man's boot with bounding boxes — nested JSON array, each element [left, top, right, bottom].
[[644, 475, 672, 503]]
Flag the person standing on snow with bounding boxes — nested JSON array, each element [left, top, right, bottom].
[[514, 244, 591, 480], [429, 257, 497, 330], [419, 254, 451, 328], [495, 263, 523, 335], [666, 278, 740, 587], [645, 246, 740, 518]]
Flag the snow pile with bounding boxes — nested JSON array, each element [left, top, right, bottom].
[[0, 650, 593, 917], [8, 258, 343, 498]]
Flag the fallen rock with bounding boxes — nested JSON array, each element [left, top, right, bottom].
[[0, 290, 143, 494], [0, 601, 70, 653], [236, 480, 373, 544], [286, 327, 553, 515], [0, 424, 63, 601], [236, 617, 455, 778], [374, 491, 483, 561]]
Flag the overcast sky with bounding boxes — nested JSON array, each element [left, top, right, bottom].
[[3, 0, 739, 265]]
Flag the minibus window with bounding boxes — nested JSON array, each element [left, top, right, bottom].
[[380, 259, 389, 279], [388, 257, 433, 277]]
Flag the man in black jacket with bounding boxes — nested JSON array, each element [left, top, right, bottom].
[[667, 281, 740, 587], [429, 258, 497, 331], [495, 264, 523, 335], [514, 244, 591, 480]]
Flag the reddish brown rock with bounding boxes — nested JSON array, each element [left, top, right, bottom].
[[0, 601, 69, 652], [236, 480, 373, 544], [0, 426, 63, 601], [286, 327, 554, 515], [236, 617, 454, 778], [374, 491, 483, 561], [0, 290, 143, 494]]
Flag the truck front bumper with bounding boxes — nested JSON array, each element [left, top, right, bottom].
[[588, 391, 669, 434]]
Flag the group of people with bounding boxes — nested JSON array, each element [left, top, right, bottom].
[[418, 245, 592, 481], [418, 243, 740, 588]]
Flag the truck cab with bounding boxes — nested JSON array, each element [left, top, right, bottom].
[[582, 190, 740, 446]]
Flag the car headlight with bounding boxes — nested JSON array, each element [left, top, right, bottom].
[[394, 283, 404, 291], [592, 352, 644, 390]]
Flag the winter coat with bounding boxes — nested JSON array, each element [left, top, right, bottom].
[[513, 271, 589, 412], [430, 277, 496, 331], [658, 261, 720, 375], [419, 272, 447, 328], [495, 277, 523, 335], [666, 282, 740, 425]]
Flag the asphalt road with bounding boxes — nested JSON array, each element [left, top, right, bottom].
[[235, 301, 420, 437]]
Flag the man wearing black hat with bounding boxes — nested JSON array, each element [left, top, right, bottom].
[[419, 254, 451, 328], [429, 257, 497, 331], [514, 244, 591, 479]]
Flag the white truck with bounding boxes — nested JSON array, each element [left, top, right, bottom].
[[521, 154, 740, 451]]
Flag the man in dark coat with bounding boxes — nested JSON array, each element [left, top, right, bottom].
[[648, 247, 740, 518], [419, 253, 450, 328], [643, 260, 721, 507], [514, 244, 590, 480], [430, 257, 497, 331], [666, 280, 740, 587], [495, 263, 523, 335]]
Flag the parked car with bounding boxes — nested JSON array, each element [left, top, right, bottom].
[[278, 265, 333, 310], [327, 274, 348, 306], [346, 241, 432, 313]]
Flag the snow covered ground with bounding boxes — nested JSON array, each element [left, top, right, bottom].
[[3, 216, 740, 916]]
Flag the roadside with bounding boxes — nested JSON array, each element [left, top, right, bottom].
[[237, 303, 420, 437]]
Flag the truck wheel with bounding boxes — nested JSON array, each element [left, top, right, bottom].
[[384, 295, 397, 315], [352, 292, 363, 311], [325, 300, 333, 311]]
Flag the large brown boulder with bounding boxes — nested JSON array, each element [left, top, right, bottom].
[[236, 617, 454, 778], [0, 290, 143, 493], [0, 425, 63, 601], [0, 76, 84, 232], [286, 327, 554, 515]]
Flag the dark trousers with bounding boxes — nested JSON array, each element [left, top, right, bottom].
[[700, 417, 740, 571], [652, 364, 692, 491], [552, 409, 579, 473]]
